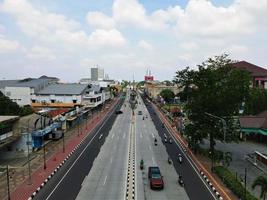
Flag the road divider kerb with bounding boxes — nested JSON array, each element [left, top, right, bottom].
[[28, 98, 120, 200]]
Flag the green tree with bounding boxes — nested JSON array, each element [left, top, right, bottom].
[[252, 176, 267, 200], [0, 91, 20, 115], [121, 80, 130, 88], [174, 54, 251, 153], [245, 88, 267, 115], [160, 89, 175, 103]]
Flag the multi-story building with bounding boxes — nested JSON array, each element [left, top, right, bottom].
[[144, 81, 180, 100], [31, 83, 111, 109], [233, 61, 267, 89], [0, 76, 58, 106], [91, 67, 104, 81]]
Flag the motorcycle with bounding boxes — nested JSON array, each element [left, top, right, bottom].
[[154, 138, 158, 146], [178, 175, 184, 187], [168, 157, 172, 164], [140, 159, 144, 170], [178, 154, 182, 164]]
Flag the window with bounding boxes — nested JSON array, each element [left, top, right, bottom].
[[31, 99, 36, 103], [73, 100, 77, 103], [51, 99, 55, 103]]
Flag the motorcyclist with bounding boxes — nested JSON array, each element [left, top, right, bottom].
[[178, 153, 182, 163], [178, 174, 184, 186]]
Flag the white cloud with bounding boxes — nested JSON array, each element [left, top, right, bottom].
[[26, 46, 56, 60], [86, 11, 115, 30], [138, 40, 153, 50], [0, 24, 5, 33], [180, 41, 198, 51], [88, 29, 126, 46], [0, 0, 127, 48], [0, 36, 20, 53]]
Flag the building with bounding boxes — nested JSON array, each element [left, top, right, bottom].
[[32, 83, 111, 109], [31, 83, 91, 108], [144, 81, 180, 100], [91, 67, 104, 81], [0, 76, 58, 106], [239, 110, 267, 143], [232, 61, 267, 89], [0, 116, 19, 146]]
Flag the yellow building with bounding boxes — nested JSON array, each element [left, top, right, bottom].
[[144, 81, 181, 99]]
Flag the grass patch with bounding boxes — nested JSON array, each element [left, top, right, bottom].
[[214, 166, 258, 200]]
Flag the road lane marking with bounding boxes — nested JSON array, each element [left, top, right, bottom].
[[140, 132, 143, 138], [152, 157, 155, 165], [103, 175, 107, 185], [110, 158, 113, 164], [150, 103, 218, 200], [45, 101, 120, 200], [111, 133, 114, 139], [149, 145, 151, 151]]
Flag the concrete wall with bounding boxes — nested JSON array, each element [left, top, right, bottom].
[[4, 87, 31, 106], [33, 94, 82, 104]]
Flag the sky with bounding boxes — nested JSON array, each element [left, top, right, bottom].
[[0, 0, 267, 82]]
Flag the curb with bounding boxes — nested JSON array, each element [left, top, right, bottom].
[[27, 139, 84, 200], [151, 101, 225, 200], [27, 99, 119, 200], [200, 171, 224, 200]]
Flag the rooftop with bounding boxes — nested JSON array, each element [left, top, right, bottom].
[[36, 83, 89, 95], [0, 77, 58, 90], [232, 61, 267, 77], [0, 116, 19, 123]]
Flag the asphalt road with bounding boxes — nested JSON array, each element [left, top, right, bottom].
[[141, 94, 216, 200], [135, 98, 190, 200], [76, 99, 132, 200], [33, 98, 124, 200]]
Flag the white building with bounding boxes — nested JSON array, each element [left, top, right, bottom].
[[91, 67, 104, 81], [0, 76, 58, 106], [32, 83, 111, 108]]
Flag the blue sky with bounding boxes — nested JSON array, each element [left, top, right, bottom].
[[0, 0, 266, 82]]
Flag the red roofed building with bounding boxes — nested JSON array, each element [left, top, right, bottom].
[[232, 61, 267, 89]]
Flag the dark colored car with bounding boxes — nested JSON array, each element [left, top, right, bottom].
[[148, 167, 164, 189], [115, 110, 123, 114], [138, 111, 142, 115]]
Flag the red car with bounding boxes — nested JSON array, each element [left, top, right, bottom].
[[148, 167, 164, 189]]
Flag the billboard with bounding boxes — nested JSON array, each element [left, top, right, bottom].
[[145, 76, 154, 81]]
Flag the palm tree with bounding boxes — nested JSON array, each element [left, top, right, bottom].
[[252, 176, 267, 200]]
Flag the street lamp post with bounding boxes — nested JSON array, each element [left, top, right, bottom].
[[27, 132, 32, 184], [43, 135, 46, 170], [205, 112, 227, 174], [244, 168, 247, 200], [6, 165, 10, 200], [62, 130, 65, 153]]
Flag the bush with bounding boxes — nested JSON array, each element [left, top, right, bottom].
[[19, 105, 34, 116], [214, 166, 258, 200]]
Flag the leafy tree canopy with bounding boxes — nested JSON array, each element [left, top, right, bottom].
[[160, 89, 175, 103], [174, 54, 251, 151], [0, 91, 33, 116]]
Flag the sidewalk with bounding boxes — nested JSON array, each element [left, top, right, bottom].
[[1, 97, 119, 200], [152, 103, 239, 200]]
